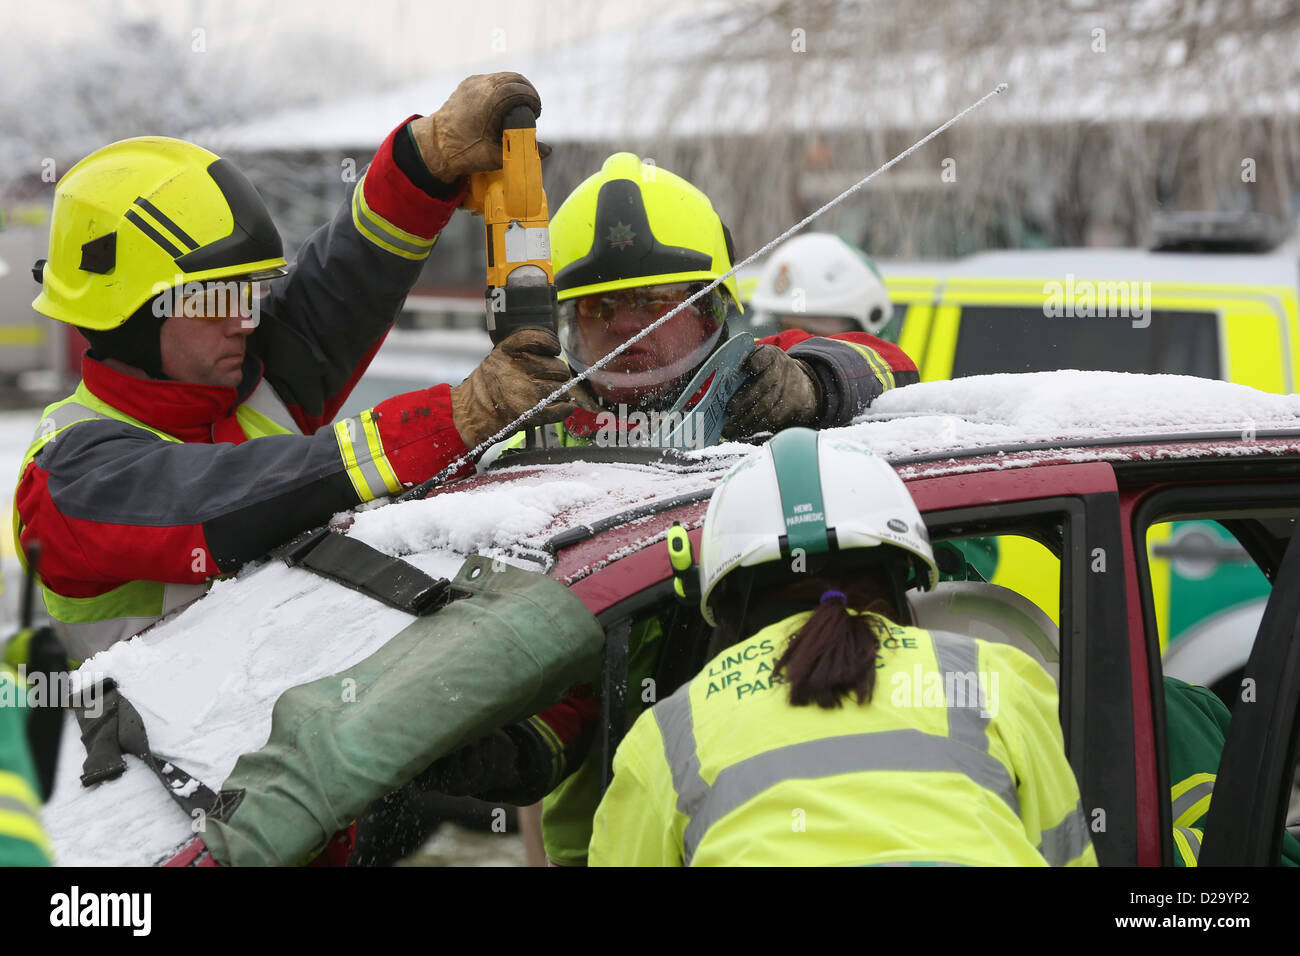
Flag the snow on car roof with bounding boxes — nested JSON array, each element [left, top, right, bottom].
[[42, 456, 730, 865], [842, 371, 1300, 461]]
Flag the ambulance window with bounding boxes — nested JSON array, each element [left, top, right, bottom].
[[950, 306, 1220, 379]]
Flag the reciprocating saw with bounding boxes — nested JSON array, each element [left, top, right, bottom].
[[463, 105, 557, 344]]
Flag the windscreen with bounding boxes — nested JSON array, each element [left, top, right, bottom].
[[951, 306, 1220, 378]]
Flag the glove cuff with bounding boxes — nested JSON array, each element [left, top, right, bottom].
[[370, 385, 473, 489], [787, 338, 888, 427], [510, 686, 598, 797], [362, 116, 467, 242], [395, 120, 463, 200]]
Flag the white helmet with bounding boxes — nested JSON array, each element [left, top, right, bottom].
[[697, 427, 937, 626], [749, 233, 892, 336]]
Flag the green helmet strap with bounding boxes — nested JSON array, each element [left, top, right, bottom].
[[768, 429, 831, 560]]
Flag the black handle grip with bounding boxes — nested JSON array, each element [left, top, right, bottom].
[[502, 104, 537, 131], [486, 284, 557, 345]]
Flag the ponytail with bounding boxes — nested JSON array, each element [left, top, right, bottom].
[[770, 590, 894, 709]]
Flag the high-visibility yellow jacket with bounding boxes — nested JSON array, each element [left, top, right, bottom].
[[589, 611, 1096, 866]]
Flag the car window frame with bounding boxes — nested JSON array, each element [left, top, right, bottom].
[[1129, 480, 1300, 864], [924, 490, 1136, 865], [1201, 521, 1300, 865]]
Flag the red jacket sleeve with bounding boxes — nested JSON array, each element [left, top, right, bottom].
[[17, 387, 471, 598]]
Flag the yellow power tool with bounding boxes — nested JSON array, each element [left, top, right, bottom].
[[463, 105, 556, 344]]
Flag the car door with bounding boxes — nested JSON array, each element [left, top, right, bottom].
[[1199, 520, 1300, 865], [1124, 467, 1300, 865], [905, 460, 1142, 864]]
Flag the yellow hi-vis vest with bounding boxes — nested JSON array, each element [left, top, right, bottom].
[[589, 612, 1097, 867], [12, 379, 300, 662]]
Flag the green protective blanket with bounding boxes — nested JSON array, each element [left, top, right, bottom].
[[202, 556, 605, 867]]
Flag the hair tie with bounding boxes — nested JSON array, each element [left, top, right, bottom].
[[819, 589, 847, 606]]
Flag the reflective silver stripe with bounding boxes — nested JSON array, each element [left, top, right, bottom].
[[1174, 825, 1202, 864], [51, 581, 208, 659], [351, 180, 438, 259], [335, 416, 391, 500], [1171, 778, 1215, 826], [874, 861, 964, 867], [0, 794, 40, 822], [931, 630, 988, 748], [53, 617, 158, 660], [657, 629, 1026, 865], [1037, 801, 1093, 865], [242, 380, 302, 434], [679, 728, 1022, 865], [931, 630, 1018, 816], [653, 684, 709, 823], [32, 400, 109, 445]]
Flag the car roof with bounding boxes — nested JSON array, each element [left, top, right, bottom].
[[410, 371, 1300, 577], [848, 369, 1300, 476]]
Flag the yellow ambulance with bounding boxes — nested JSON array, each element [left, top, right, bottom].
[[880, 226, 1299, 697]]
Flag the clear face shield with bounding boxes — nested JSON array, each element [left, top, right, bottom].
[[558, 281, 727, 408]]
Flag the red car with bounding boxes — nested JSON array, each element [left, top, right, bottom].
[[41, 372, 1300, 868], [475, 372, 1300, 867]]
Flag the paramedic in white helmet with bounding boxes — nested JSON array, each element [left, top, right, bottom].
[[589, 428, 1094, 867], [749, 232, 897, 339]]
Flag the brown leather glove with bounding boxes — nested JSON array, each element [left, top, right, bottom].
[[564, 377, 604, 414], [722, 345, 824, 439], [410, 72, 542, 182], [451, 328, 576, 449]]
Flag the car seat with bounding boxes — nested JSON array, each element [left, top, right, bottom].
[[907, 581, 1060, 685]]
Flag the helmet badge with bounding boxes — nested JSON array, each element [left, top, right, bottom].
[[773, 263, 791, 295], [608, 221, 636, 250]]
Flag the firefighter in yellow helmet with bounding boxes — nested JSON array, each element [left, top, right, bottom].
[[409, 157, 921, 867], [528, 160, 919, 865], [501, 153, 918, 455], [16, 74, 577, 664], [589, 428, 1095, 866]]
